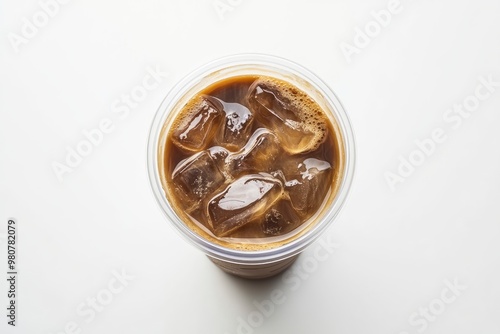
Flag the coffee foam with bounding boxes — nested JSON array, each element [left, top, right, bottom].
[[250, 77, 328, 152]]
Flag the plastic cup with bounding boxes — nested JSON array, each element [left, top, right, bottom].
[[147, 54, 355, 279]]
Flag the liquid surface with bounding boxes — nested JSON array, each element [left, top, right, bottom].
[[161, 75, 341, 248]]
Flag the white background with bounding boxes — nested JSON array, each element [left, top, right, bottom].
[[1, 0, 500, 333]]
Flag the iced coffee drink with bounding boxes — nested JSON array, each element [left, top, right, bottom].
[[148, 55, 355, 279], [158, 75, 343, 250]]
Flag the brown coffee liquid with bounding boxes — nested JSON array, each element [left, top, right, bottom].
[[159, 75, 343, 251]]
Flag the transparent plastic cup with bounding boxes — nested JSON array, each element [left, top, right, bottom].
[[147, 54, 355, 279]]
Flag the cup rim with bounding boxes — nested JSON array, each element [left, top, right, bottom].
[[147, 53, 356, 264]]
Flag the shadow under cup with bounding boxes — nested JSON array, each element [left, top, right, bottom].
[[147, 54, 355, 279]]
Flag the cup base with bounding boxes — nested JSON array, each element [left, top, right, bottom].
[[207, 254, 300, 279]]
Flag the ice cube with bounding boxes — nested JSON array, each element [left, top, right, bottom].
[[214, 97, 254, 150], [261, 199, 302, 236], [282, 157, 332, 215], [172, 150, 226, 211], [171, 95, 223, 152], [226, 128, 282, 178], [247, 78, 327, 154], [208, 173, 283, 237]]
